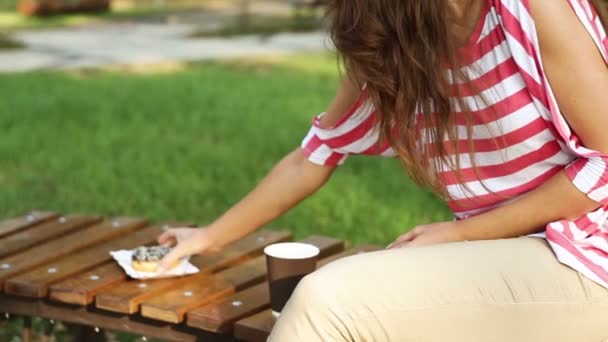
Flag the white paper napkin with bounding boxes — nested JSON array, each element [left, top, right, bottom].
[[109, 250, 199, 280]]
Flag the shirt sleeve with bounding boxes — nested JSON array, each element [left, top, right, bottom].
[[301, 91, 394, 166]]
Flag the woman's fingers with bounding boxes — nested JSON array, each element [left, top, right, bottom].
[[158, 244, 187, 273], [387, 229, 418, 249], [157, 229, 175, 245]]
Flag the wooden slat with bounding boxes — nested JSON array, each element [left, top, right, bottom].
[[0, 215, 102, 259], [189, 244, 380, 333], [49, 222, 194, 305], [49, 262, 124, 305], [0, 294, 230, 342], [140, 236, 344, 324], [0, 217, 147, 289], [5, 223, 186, 298], [233, 310, 274, 342], [0, 211, 57, 239], [95, 230, 292, 314]]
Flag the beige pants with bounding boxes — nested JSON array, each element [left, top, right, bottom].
[[268, 237, 608, 342]]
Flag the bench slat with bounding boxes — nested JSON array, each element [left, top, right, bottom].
[[140, 236, 344, 323], [49, 262, 124, 305], [0, 215, 102, 259], [48, 222, 193, 305], [94, 230, 292, 314], [189, 244, 380, 333], [0, 211, 58, 239], [5, 223, 185, 298], [0, 217, 146, 290]]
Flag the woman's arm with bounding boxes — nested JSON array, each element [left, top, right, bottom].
[[391, 0, 608, 247], [205, 76, 362, 246], [158, 76, 362, 268]]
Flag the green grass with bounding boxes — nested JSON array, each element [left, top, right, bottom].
[[0, 54, 450, 340]]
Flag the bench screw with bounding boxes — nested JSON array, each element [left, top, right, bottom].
[[59, 217, 67, 223], [112, 221, 120, 227], [1, 263, 11, 270], [183, 291, 193, 297], [94, 327, 100, 333], [90, 275, 100, 281], [138, 283, 147, 289], [232, 300, 243, 307], [47, 267, 57, 274]]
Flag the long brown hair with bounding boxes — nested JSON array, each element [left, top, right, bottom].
[[326, 0, 608, 199]]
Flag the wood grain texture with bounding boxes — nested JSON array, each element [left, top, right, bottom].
[[0, 294, 231, 342], [0, 215, 102, 259], [49, 262, 124, 305], [233, 310, 274, 342], [5, 223, 172, 298], [0, 217, 146, 290], [48, 222, 193, 305], [0, 211, 58, 239], [188, 244, 380, 334], [95, 230, 292, 314], [141, 235, 345, 324]]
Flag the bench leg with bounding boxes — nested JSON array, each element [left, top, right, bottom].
[[65, 323, 106, 342], [42, 319, 55, 342], [22, 316, 32, 342]]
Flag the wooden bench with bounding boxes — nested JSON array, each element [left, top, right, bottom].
[[0, 211, 379, 341]]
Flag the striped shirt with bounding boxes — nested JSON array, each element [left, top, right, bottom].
[[302, 0, 608, 287]]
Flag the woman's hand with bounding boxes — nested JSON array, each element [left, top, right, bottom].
[[156, 227, 220, 272], [387, 221, 465, 249]]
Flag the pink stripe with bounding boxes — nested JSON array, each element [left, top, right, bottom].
[[546, 227, 608, 284], [313, 91, 368, 129], [325, 152, 345, 166], [447, 165, 562, 211], [449, 58, 520, 97], [323, 112, 376, 149], [440, 140, 561, 185], [457, 24, 506, 66], [452, 88, 533, 126], [437, 116, 551, 155]]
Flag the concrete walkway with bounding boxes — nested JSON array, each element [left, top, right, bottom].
[[0, 22, 329, 72]]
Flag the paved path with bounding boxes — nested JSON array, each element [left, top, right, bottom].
[[0, 22, 329, 72]]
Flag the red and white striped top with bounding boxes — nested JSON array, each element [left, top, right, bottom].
[[302, 0, 608, 287]]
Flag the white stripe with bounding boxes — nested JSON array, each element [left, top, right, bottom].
[[439, 128, 574, 170], [451, 72, 527, 112], [571, 157, 607, 193], [569, 0, 608, 60], [478, 7, 500, 41], [448, 39, 511, 83], [446, 151, 573, 199], [548, 237, 608, 287], [334, 125, 381, 154], [312, 99, 375, 140], [589, 182, 608, 203], [450, 101, 541, 140]]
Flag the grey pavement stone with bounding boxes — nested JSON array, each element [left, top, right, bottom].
[[0, 22, 329, 72]]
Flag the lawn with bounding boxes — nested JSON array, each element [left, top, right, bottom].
[[0, 53, 451, 340]]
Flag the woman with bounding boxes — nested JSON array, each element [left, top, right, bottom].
[[158, 0, 608, 340]]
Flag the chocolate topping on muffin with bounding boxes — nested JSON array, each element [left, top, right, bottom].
[[131, 246, 171, 262]]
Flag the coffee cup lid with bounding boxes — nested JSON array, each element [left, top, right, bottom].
[[264, 242, 320, 259]]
